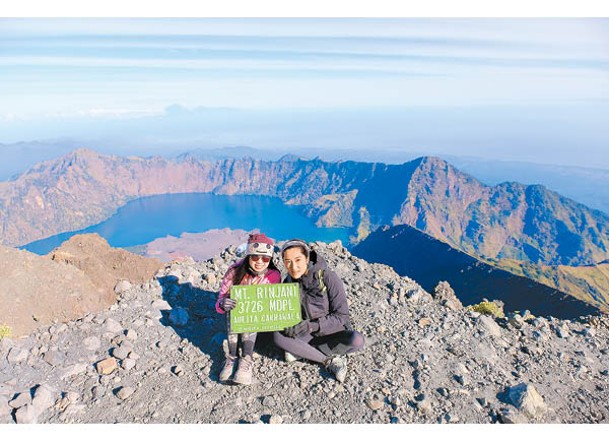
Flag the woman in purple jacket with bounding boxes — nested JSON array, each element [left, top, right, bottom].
[[273, 239, 365, 383]]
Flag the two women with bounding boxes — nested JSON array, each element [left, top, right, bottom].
[[216, 235, 364, 385]]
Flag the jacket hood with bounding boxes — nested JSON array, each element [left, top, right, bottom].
[[307, 249, 328, 274]]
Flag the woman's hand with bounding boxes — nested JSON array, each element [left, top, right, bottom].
[[284, 320, 319, 337], [219, 297, 237, 312]]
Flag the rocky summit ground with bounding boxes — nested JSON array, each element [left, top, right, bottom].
[[2, 241, 609, 424], [0, 234, 162, 338]]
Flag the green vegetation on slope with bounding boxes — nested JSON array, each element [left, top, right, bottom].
[[0, 324, 11, 339], [490, 258, 609, 313], [466, 300, 506, 318]]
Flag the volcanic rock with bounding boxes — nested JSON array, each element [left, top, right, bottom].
[[0, 240, 608, 424]]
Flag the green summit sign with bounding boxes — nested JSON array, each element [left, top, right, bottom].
[[229, 283, 302, 333]]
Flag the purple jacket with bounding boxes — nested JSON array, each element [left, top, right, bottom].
[[284, 250, 352, 336], [216, 259, 281, 314]]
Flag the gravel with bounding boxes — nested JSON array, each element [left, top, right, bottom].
[[1, 241, 609, 424]]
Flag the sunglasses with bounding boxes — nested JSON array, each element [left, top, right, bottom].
[[250, 255, 271, 263]]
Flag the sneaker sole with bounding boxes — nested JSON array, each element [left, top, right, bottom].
[[232, 378, 254, 385]]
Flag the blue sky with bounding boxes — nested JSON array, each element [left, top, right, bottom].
[[1, 11, 609, 168], [2, 18, 607, 114]]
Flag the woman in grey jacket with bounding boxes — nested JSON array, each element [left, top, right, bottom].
[[273, 239, 365, 382]]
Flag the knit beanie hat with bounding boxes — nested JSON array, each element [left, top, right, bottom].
[[246, 233, 274, 258]]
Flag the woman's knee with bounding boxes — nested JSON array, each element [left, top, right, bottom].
[[349, 331, 365, 351], [273, 331, 287, 348]]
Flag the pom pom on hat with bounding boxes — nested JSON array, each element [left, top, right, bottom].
[[248, 233, 273, 245]]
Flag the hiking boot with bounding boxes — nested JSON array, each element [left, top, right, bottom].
[[233, 355, 254, 385], [219, 354, 237, 383], [285, 351, 301, 363], [325, 356, 348, 383]]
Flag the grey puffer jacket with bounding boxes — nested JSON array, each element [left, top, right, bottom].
[[284, 250, 352, 336]]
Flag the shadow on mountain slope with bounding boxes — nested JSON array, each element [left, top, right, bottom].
[[352, 224, 600, 319], [156, 275, 279, 383]]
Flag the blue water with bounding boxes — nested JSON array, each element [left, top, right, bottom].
[[22, 193, 354, 255]]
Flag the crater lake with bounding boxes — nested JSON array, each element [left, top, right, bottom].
[[22, 193, 354, 255]]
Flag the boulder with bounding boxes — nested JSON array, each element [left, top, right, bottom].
[[104, 318, 123, 334], [111, 346, 130, 361], [506, 383, 548, 419], [83, 336, 101, 351], [121, 358, 136, 371], [43, 350, 65, 366], [9, 391, 31, 409], [499, 408, 529, 424], [15, 404, 38, 424], [115, 386, 135, 401], [31, 384, 57, 415], [433, 281, 463, 310], [477, 315, 503, 338], [7, 348, 29, 364], [114, 280, 133, 294], [60, 363, 88, 380], [96, 357, 118, 375], [0, 394, 11, 420]]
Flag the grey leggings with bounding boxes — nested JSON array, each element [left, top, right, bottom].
[[226, 315, 257, 357], [273, 329, 365, 364]]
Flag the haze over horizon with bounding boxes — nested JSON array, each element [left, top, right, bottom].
[[1, 17, 608, 169]]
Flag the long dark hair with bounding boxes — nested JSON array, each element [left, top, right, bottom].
[[232, 256, 280, 286]]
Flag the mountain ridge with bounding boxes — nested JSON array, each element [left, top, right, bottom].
[[352, 224, 603, 318], [0, 233, 162, 337], [2, 148, 609, 319], [3, 149, 608, 271]]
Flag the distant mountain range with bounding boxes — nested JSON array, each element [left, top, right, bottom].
[[444, 155, 609, 216], [4, 143, 609, 216], [1, 148, 608, 314], [2, 149, 609, 264]]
